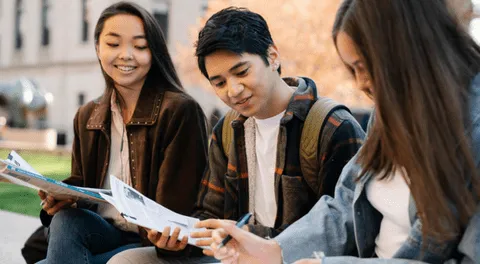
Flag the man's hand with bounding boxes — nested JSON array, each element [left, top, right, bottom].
[[38, 190, 76, 216], [193, 219, 248, 256], [146, 226, 188, 251]]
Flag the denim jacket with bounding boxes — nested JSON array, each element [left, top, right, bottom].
[[275, 74, 480, 264]]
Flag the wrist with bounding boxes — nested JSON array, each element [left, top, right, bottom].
[[267, 239, 283, 264]]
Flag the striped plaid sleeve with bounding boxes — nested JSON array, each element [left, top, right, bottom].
[[318, 117, 365, 197], [192, 119, 228, 220]]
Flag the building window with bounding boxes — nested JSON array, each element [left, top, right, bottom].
[[152, 1, 169, 41], [153, 12, 169, 40], [201, 0, 209, 16], [78, 93, 85, 106], [14, 0, 23, 50], [81, 0, 89, 42], [41, 0, 50, 46]]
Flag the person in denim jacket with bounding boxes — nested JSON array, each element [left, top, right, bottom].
[[207, 0, 480, 263]]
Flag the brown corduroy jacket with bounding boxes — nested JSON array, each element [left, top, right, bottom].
[[40, 83, 208, 247]]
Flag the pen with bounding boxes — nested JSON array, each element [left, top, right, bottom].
[[120, 212, 137, 220], [312, 251, 325, 259], [218, 212, 252, 248]]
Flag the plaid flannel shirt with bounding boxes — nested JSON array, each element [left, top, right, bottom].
[[193, 77, 365, 238]]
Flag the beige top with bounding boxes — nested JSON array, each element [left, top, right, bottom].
[[96, 91, 138, 233], [106, 91, 132, 187]]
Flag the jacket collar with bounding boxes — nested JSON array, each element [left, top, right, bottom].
[[86, 81, 164, 130], [282, 77, 318, 123], [231, 76, 318, 129]]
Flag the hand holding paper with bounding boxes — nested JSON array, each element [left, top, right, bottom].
[[38, 190, 76, 215], [100, 175, 209, 248], [146, 226, 189, 251]]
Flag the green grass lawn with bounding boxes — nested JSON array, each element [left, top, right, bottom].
[[0, 150, 71, 216]]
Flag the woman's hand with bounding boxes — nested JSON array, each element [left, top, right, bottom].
[[210, 221, 283, 264], [38, 190, 76, 216], [193, 219, 243, 256]]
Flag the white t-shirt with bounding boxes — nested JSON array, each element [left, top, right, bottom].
[[366, 169, 412, 258], [253, 111, 285, 227]]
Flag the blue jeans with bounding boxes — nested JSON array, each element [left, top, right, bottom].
[[36, 208, 141, 264]]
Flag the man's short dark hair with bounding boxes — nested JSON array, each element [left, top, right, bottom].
[[195, 7, 281, 79]]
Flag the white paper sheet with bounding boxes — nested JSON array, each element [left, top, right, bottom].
[[107, 175, 208, 247]]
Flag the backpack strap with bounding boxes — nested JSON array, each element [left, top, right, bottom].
[[221, 110, 240, 157], [300, 97, 349, 198]]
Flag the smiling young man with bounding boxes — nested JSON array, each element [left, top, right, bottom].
[[191, 5, 364, 237], [107, 6, 365, 264]]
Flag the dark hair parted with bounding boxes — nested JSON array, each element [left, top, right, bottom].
[[195, 6, 280, 79], [94, 1, 183, 92], [333, 0, 480, 241]]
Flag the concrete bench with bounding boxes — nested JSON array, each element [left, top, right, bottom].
[[0, 128, 57, 151]]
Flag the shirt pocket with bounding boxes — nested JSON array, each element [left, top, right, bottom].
[[224, 173, 239, 200], [279, 175, 312, 225], [224, 173, 240, 219]]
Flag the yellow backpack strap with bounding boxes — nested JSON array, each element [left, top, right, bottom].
[[300, 97, 347, 198], [221, 110, 240, 157]]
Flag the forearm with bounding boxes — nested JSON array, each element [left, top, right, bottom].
[[321, 257, 430, 264]]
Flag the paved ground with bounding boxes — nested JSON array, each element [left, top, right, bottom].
[[0, 210, 40, 264]]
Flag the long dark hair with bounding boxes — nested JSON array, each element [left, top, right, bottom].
[[94, 1, 183, 93], [333, 0, 480, 241]]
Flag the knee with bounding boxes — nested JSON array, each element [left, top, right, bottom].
[[107, 249, 137, 264], [107, 247, 158, 264], [49, 208, 96, 235]]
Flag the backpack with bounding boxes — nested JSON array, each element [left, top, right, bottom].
[[221, 97, 349, 199]]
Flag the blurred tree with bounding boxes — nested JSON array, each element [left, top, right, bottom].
[[176, 0, 475, 108], [174, 0, 372, 108], [446, 0, 475, 29]]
